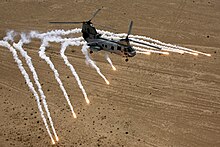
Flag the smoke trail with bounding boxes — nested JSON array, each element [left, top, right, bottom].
[[131, 42, 170, 55], [133, 46, 169, 55], [129, 34, 211, 56], [40, 28, 81, 37], [100, 33, 121, 40], [39, 39, 77, 118], [29, 29, 82, 42], [0, 41, 55, 144], [100, 32, 172, 55], [100, 32, 173, 55], [136, 51, 151, 55], [98, 30, 185, 54], [127, 33, 210, 56], [97, 29, 211, 56], [61, 41, 90, 104], [130, 42, 156, 50], [3, 30, 17, 42], [105, 54, 116, 71], [81, 44, 110, 85], [13, 34, 59, 141], [130, 38, 199, 55], [130, 38, 172, 51]]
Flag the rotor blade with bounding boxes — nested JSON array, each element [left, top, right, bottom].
[[88, 8, 101, 21], [49, 21, 83, 24], [126, 21, 133, 39], [94, 23, 116, 31], [129, 39, 162, 50]]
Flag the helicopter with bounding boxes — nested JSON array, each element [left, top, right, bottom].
[[50, 9, 161, 61]]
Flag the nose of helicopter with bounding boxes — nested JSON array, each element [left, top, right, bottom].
[[128, 51, 136, 57]]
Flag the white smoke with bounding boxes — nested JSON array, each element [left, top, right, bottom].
[[38, 38, 77, 118], [105, 54, 116, 71], [13, 34, 59, 141], [0, 41, 55, 144], [134, 46, 169, 55], [3, 30, 17, 42], [81, 44, 110, 85], [129, 34, 210, 56], [61, 41, 90, 104], [97, 29, 211, 56]]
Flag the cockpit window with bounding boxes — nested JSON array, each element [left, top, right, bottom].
[[126, 47, 133, 52], [128, 47, 132, 52]]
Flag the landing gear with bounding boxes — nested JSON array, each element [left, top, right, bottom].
[[90, 50, 93, 54]]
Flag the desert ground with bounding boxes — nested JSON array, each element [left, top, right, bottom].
[[0, 0, 220, 147]]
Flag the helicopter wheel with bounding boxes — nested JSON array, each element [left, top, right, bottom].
[[90, 50, 93, 54], [125, 58, 128, 62]]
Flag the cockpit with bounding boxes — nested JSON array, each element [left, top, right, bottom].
[[125, 46, 136, 57], [125, 46, 134, 52]]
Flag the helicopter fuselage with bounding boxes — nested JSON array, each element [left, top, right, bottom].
[[82, 22, 136, 58], [87, 38, 136, 57]]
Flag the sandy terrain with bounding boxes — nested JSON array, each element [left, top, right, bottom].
[[0, 0, 220, 146]]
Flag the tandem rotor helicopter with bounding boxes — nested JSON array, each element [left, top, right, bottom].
[[50, 9, 161, 62]]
